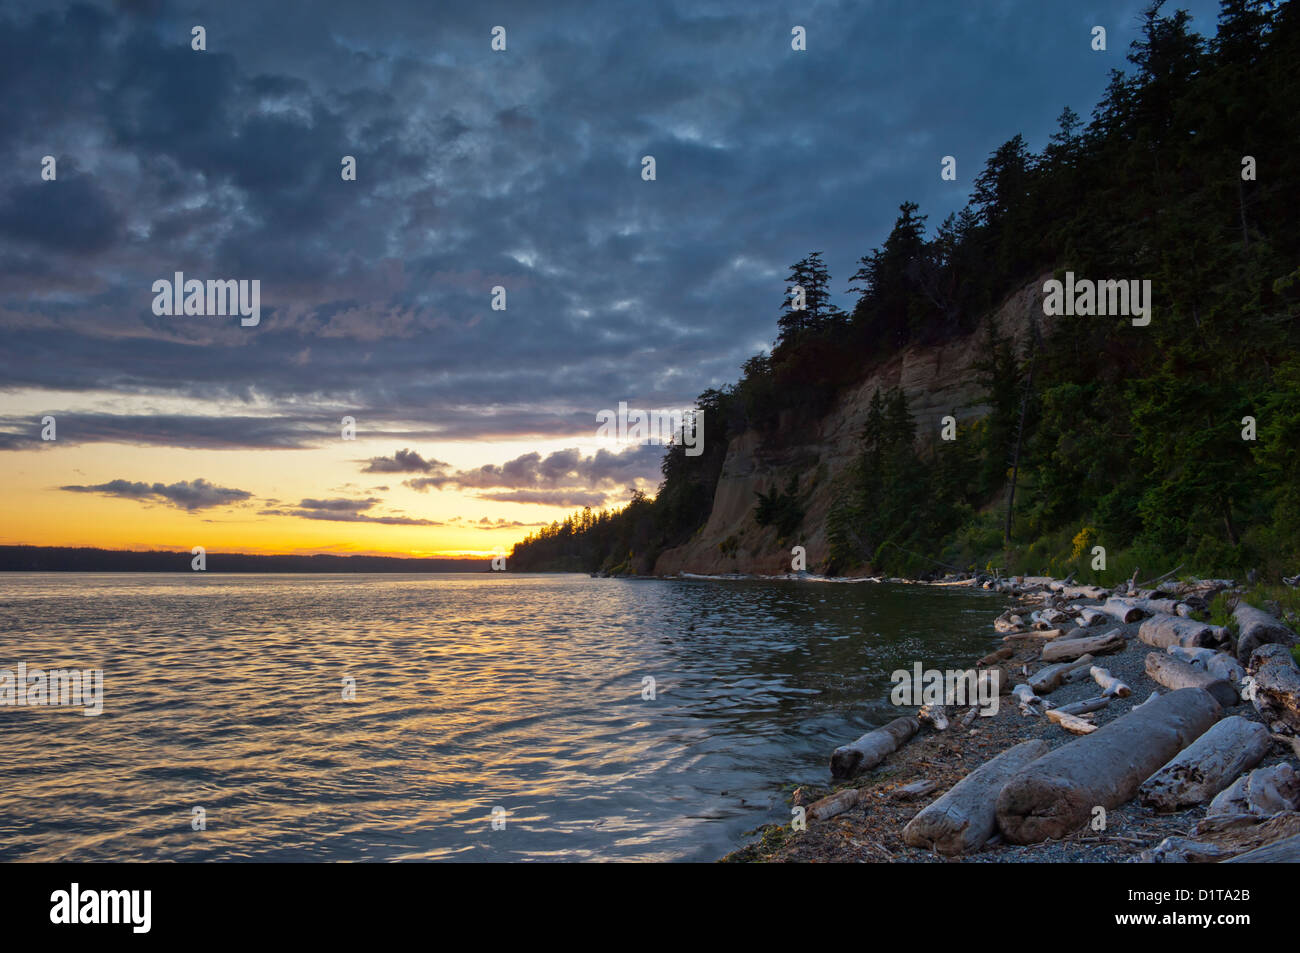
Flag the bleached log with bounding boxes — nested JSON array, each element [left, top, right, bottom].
[[1011, 683, 1043, 714], [1138, 716, 1272, 812], [1121, 597, 1183, 616], [1145, 653, 1238, 708], [1057, 585, 1108, 601], [1208, 764, 1300, 817], [1029, 654, 1095, 694], [1055, 695, 1110, 716], [806, 786, 868, 821], [1040, 630, 1124, 662], [1076, 607, 1109, 628], [1046, 710, 1097, 734], [994, 615, 1023, 634], [1138, 613, 1226, 649], [1234, 602, 1299, 664], [1102, 598, 1144, 624], [1090, 666, 1131, 698], [994, 688, 1223, 844], [1167, 645, 1245, 684], [902, 740, 1049, 856], [1132, 690, 1160, 711], [959, 706, 980, 728], [830, 715, 920, 779], [1246, 644, 1300, 734], [1140, 837, 1234, 863]]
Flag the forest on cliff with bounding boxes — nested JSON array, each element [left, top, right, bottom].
[[509, 0, 1300, 581]]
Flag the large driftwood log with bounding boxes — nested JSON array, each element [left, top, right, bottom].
[[1167, 645, 1244, 683], [1207, 763, 1300, 817], [1029, 655, 1095, 694], [1121, 597, 1184, 616], [1137, 716, 1271, 812], [1224, 832, 1300, 863], [1101, 598, 1145, 624], [1040, 630, 1125, 662], [994, 688, 1223, 844], [1246, 644, 1300, 734], [1138, 613, 1225, 650], [902, 740, 1049, 856], [1144, 652, 1238, 707], [830, 715, 920, 779], [1234, 602, 1298, 664]]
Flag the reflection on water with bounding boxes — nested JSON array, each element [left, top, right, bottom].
[[0, 572, 998, 861]]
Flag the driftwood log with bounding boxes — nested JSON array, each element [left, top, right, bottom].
[[1224, 832, 1300, 863], [806, 786, 868, 822], [1076, 607, 1110, 628], [1144, 652, 1238, 708], [1046, 710, 1097, 734], [1029, 655, 1095, 694], [1207, 763, 1300, 817], [1137, 716, 1271, 812], [1234, 602, 1298, 664], [902, 740, 1049, 856], [994, 688, 1223, 844], [1246, 644, 1300, 734], [1101, 598, 1144, 624], [1138, 613, 1226, 650], [1090, 666, 1131, 698], [1040, 630, 1125, 662], [830, 715, 920, 779]]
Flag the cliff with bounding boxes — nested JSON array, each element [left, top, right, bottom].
[[652, 275, 1050, 577]]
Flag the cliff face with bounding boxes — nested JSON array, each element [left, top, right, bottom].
[[652, 275, 1050, 576]]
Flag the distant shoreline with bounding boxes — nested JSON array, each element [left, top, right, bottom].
[[0, 545, 487, 573]]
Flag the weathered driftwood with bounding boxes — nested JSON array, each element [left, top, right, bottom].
[[1029, 655, 1095, 694], [1246, 644, 1300, 734], [1040, 629, 1125, 662], [994, 688, 1223, 844], [902, 740, 1049, 856], [1011, 683, 1044, 715], [918, 704, 949, 731], [1055, 695, 1110, 716], [1223, 832, 1300, 863], [1137, 716, 1271, 812], [1234, 602, 1299, 664], [1140, 836, 1234, 863], [806, 786, 868, 821], [895, 779, 938, 801], [1056, 585, 1108, 600], [1207, 763, 1300, 817], [830, 715, 920, 779], [1167, 645, 1245, 684], [1132, 690, 1160, 711], [1090, 666, 1131, 698], [1121, 597, 1184, 616], [1046, 710, 1097, 734], [1138, 613, 1225, 650], [959, 706, 980, 729], [1144, 653, 1238, 708], [1102, 598, 1144, 624], [1003, 629, 1063, 647], [1076, 607, 1110, 628]]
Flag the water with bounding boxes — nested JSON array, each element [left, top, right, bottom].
[[0, 573, 1000, 861]]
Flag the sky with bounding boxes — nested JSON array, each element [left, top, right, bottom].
[[0, 0, 1226, 557]]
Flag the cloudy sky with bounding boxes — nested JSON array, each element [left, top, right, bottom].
[[0, 0, 1223, 557]]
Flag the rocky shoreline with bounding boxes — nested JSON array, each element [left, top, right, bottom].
[[720, 572, 1300, 863]]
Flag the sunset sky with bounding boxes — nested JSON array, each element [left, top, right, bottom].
[[0, 0, 1221, 557]]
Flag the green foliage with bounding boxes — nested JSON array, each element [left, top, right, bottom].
[[753, 475, 804, 539]]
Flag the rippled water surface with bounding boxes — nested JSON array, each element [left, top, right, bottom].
[[0, 573, 999, 861]]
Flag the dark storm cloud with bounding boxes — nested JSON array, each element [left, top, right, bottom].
[[59, 477, 253, 510], [1, 0, 1224, 445]]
